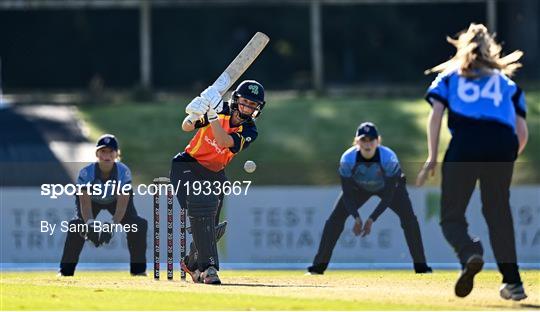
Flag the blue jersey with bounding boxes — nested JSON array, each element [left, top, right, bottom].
[[339, 145, 400, 193], [77, 162, 133, 205], [426, 70, 527, 133]]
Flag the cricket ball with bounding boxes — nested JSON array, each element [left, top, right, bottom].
[[244, 160, 256, 173]]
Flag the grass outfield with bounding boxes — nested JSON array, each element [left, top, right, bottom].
[[77, 92, 540, 185], [1, 270, 539, 310]]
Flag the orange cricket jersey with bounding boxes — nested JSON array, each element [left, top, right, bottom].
[[185, 109, 257, 172]]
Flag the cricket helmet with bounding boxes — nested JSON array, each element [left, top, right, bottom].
[[230, 80, 266, 119]]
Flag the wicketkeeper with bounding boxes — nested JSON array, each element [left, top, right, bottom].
[[170, 80, 266, 284], [308, 122, 432, 275], [59, 134, 148, 276]]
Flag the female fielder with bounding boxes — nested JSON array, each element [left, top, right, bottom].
[[59, 134, 148, 276], [417, 23, 528, 300], [308, 122, 432, 275], [171, 80, 265, 284]]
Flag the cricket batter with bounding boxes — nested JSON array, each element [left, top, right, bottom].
[[417, 24, 528, 300], [59, 134, 148, 276], [308, 122, 432, 275], [171, 80, 265, 284]]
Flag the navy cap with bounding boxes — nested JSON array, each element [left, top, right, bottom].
[[356, 122, 379, 139], [96, 134, 119, 151]]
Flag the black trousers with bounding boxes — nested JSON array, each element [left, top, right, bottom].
[[441, 122, 521, 284], [311, 180, 427, 272], [170, 157, 226, 227], [59, 199, 148, 275], [170, 156, 226, 271]]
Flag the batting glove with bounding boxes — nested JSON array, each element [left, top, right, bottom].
[[185, 96, 209, 116], [200, 85, 222, 109]]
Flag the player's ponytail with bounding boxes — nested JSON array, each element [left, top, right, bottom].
[[425, 23, 523, 78]]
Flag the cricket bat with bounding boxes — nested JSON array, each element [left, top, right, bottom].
[[188, 32, 270, 121]]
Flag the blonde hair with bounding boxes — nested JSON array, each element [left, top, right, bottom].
[[425, 23, 523, 78]]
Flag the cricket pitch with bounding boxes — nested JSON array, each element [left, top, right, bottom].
[[2, 270, 539, 310]]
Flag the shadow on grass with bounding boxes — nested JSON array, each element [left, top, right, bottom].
[[483, 303, 540, 310], [220, 283, 327, 288]]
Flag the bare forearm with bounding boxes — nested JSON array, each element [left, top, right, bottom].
[[114, 195, 129, 223], [79, 194, 92, 222], [516, 116, 528, 155], [427, 114, 440, 160], [210, 120, 234, 147], [427, 101, 444, 161]]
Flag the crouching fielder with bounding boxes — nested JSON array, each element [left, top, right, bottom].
[[59, 134, 147, 276], [170, 80, 266, 284], [417, 23, 528, 300], [308, 122, 431, 274]]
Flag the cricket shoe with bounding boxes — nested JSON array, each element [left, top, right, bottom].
[[414, 263, 433, 274], [181, 259, 202, 283], [500, 283, 527, 301], [200, 266, 221, 285], [130, 272, 148, 277], [306, 264, 326, 275], [304, 271, 323, 276], [455, 254, 484, 298]]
